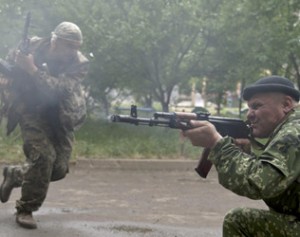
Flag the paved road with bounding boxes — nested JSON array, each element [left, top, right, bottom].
[[0, 159, 266, 236]]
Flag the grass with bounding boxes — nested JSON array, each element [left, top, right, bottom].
[[73, 118, 202, 160], [0, 127, 24, 163], [0, 118, 203, 163]]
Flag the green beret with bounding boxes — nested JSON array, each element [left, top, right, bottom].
[[242, 76, 300, 102]]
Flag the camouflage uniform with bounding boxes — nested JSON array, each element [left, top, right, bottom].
[[208, 107, 300, 236], [1, 36, 89, 213]]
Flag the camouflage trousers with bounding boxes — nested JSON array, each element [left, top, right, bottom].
[[223, 207, 300, 237], [7, 112, 74, 213]]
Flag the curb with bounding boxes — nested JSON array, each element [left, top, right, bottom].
[[71, 159, 199, 171]]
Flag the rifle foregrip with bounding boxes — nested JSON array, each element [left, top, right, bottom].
[[194, 148, 212, 178]]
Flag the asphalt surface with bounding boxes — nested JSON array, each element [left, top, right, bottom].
[[0, 159, 266, 237]]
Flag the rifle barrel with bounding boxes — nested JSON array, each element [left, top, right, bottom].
[[111, 115, 171, 127]]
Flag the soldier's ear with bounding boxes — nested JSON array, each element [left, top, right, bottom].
[[283, 95, 295, 114]]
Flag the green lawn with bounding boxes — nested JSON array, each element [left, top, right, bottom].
[[0, 118, 202, 163]]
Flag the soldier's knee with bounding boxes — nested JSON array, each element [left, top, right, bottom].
[[225, 207, 245, 219], [224, 207, 243, 224], [51, 161, 69, 181], [223, 208, 246, 236], [23, 142, 56, 163]]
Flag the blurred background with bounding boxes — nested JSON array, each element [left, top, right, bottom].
[[0, 0, 299, 161]]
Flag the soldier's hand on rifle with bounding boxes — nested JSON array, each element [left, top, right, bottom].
[[182, 120, 222, 148], [15, 50, 38, 76]]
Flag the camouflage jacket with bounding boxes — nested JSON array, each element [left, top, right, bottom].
[[2, 37, 89, 134], [209, 106, 300, 217]]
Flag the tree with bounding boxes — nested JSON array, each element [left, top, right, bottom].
[[2, 0, 300, 115], [53, 0, 223, 112]]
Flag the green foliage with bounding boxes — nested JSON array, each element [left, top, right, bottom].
[[1, 0, 300, 99], [0, 0, 62, 56]]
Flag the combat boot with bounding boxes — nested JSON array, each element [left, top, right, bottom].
[[16, 211, 37, 229], [0, 166, 16, 203]]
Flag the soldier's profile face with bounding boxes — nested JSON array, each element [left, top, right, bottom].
[[246, 92, 288, 138], [50, 38, 79, 62]]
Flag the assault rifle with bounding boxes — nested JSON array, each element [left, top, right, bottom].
[[19, 11, 31, 55], [0, 11, 31, 77], [111, 105, 251, 178]]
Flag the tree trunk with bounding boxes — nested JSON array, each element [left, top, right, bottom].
[[289, 53, 300, 89], [161, 101, 169, 112]]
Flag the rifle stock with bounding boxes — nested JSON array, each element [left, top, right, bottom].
[[111, 105, 250, 178]]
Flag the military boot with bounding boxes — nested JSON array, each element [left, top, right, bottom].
[[16, 211, 37, 229], [0, 167, 16, 203]]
